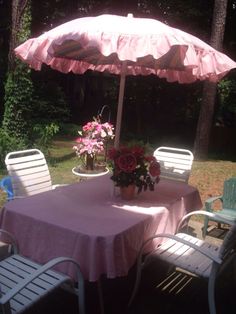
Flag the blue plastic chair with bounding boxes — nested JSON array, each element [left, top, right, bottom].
[[0, 176, 14, 201]]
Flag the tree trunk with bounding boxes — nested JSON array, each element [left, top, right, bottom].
[[2, 0, 33, 141], [9, 0, 29, 71], [194, 0, 228, 159]]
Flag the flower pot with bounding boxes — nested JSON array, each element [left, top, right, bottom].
[[120, 185, 136, 200]]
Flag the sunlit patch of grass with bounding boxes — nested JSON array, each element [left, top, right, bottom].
[[189, 160, 236, 204]]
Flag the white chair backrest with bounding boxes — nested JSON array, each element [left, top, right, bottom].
[[153, 146, 194, 183], [5, 149, 53, 197]]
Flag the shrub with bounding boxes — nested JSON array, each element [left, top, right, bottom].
[[0, 128, 27, 169]]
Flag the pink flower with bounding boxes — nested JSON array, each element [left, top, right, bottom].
[[73, 117, 114, 158]]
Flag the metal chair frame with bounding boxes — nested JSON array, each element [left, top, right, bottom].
[[128, 210, 236, 314], [0, 229, 85, 314]]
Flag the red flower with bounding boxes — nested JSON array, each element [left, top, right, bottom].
[[131, 146, 145, 158], [116, 153, 137, 173], [149, 161, 161, 177], [108, 145, 161, 192]]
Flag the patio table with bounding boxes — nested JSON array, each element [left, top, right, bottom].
[[0, 175, 202, 282]]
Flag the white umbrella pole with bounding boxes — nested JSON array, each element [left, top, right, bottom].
[[114, 63, 127, 149]]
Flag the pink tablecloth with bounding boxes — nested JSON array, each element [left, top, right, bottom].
[[0, 175, 202, 282]]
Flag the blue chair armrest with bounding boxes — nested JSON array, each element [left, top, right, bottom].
[[205, 195, 223, 211], [0, 176, 14, 201]]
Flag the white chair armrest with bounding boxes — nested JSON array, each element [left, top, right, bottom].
[[0, 229, 18, 253], [0, 256, 84, 304]]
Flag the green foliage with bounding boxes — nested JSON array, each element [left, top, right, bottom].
[[217, 79, 236, 126], [3, 1, 33, 141], [57, 123, 81, 137], [32, 80, 70, 122], [3, 63, 34, 140], [0, 128, 27, 169], [218, 79, 236, 112], [17, 1, 32, 43], [32, 122, 60, 155]]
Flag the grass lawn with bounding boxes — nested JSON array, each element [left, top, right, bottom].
[[1, 138, 236, 209]]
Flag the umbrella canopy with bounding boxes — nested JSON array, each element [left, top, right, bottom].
[[14, 14, 236, 147]]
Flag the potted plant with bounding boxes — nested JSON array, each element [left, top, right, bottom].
[[108, 145, 161, 199], [73, 117, 114, 173]]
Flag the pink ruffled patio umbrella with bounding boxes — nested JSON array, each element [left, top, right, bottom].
[[14, 14, 236, 148]]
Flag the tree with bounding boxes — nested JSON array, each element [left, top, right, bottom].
[[194, 0, 228, 159], [2, 0, 33, 142]]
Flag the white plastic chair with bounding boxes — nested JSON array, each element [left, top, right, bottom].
[[153, 146, 194, 183], [128, 210, 236, 314], [0, 229, 85, 314], [5, 149, 65, 198]]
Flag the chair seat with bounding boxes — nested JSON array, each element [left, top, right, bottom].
[[153, 233, 219, 278], [0, 254, 71, 314], [129, 211, 236, 314]]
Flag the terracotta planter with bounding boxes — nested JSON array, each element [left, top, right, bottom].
[[120, 185, 136, 200]]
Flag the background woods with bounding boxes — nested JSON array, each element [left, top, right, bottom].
[[0, 0, 236, 160]]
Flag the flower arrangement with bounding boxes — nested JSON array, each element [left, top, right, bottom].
[[108, 145, 161, 193], [73, 117, 114, 171]]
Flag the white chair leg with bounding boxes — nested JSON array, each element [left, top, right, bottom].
[[128, 253, 146, 307]]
